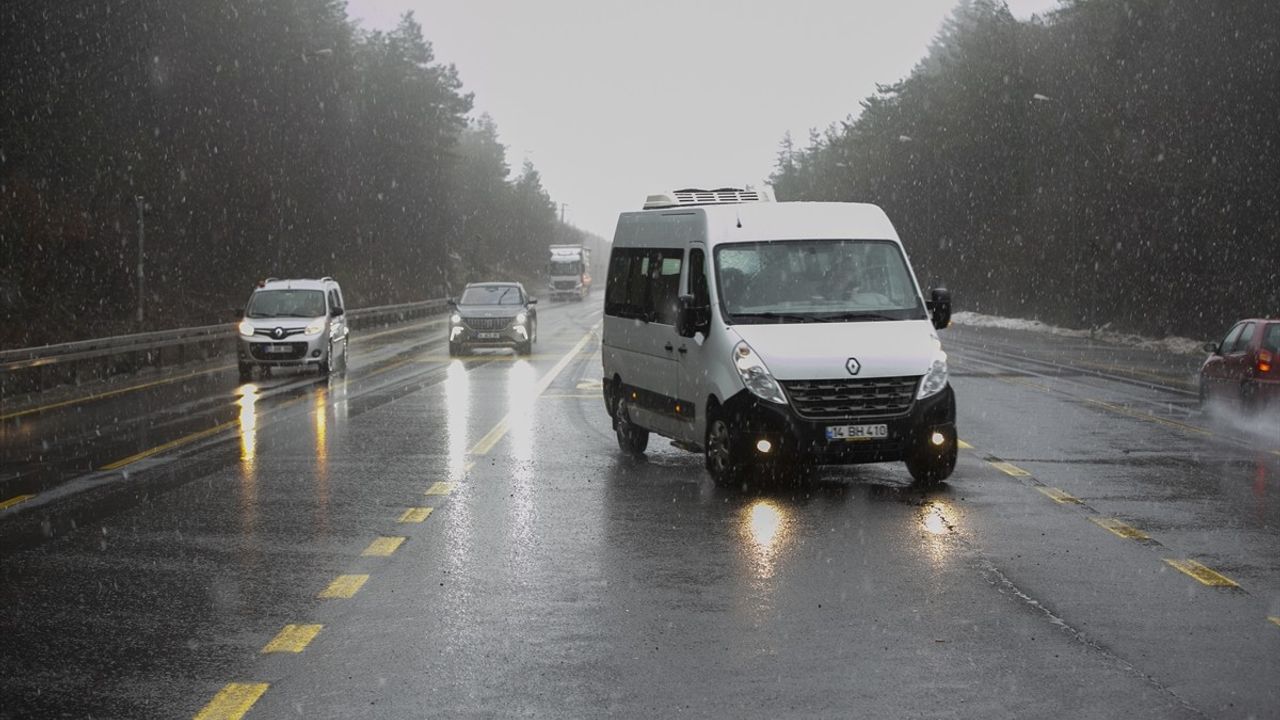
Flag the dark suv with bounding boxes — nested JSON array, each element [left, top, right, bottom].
[[1199, 318, 1279, 412], [447, 282, 538, 356]]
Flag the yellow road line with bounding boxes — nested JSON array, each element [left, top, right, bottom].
[[469, 417, 511, 456], [540, 393, 603, 399], [1083, 399, 1213, 437], [1090, 517, 1149, 540], [1072, 358, 1196, 389], [1268, 616, 1280, 628], [2, 364, 236, 421], [361, 536, 406, 557], [398, 507, 433, 523], [261, 624, 323, 654], [1036, 487, 1083, 504], [0, 494, 35, 511], [193, 682, 269, 720], [425, 482, 454, 496], [318, 574, 368, 599], [990, 461, 1032, 477], [466, 327, 599, 457], [1164, 559, 1240, 588], [958, 440, 974, 450], [101, 420, 238, 471]]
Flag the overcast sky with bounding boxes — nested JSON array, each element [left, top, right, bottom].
[[344, 0, 1061, 238]]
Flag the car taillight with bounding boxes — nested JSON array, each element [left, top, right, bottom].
[[1259, 350, 1273, 374]]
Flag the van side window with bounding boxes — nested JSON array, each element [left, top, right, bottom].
[[651, 250, 683, 325], [328, 289, 341, 313], [606, 249, 650, 320]]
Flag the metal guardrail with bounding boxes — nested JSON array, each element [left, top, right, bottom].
[[1, 299, 449, 397]]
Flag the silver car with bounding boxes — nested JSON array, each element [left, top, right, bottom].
[[447, 282, 538, 356], [236, 277, 349, 380]]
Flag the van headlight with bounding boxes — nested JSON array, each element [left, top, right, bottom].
[[238, 320, 255, 337], [732, 341, 788, 405], [917, 354, 949, 399], [304, 323, 324, 337]]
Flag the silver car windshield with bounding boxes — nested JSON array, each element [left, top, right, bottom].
[[714, 239, 927, 324], [245, 290, 326, 318]]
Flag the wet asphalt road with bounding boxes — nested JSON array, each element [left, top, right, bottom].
[[1, 302, 1278, 719]]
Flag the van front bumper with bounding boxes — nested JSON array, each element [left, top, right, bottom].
[[720, 384, 956, 464], [237, 336, 328, 367]]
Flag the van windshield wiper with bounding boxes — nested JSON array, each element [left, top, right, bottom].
[[815, 312, 899, 322], [732, 312, 824, 324]]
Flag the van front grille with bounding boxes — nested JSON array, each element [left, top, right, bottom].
[[781, 376, 920, 420]]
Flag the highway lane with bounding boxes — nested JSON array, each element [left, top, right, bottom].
[[1, 307, 1278, 718]]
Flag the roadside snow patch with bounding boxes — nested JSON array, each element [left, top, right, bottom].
[[951, 311, 1206, 356]]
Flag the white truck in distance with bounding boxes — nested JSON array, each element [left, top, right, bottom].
[[548, 244, 592, 302]]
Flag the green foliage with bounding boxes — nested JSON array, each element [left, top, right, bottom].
[[770, 0, 1280, 338], [0, 1, 578, 344]]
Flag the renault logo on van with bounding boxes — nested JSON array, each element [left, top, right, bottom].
[[272, 327, 285, 339], [845, 358, 861, 375]]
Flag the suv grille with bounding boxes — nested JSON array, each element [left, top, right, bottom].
[[781, 376, 920, 420], [464, 317, 510, 331]]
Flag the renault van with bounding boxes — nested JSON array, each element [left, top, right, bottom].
[[601, 188, 956, 484], [236, 277, 349, 380]]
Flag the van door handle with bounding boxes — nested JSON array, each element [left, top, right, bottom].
[[664, 343, 674, 352]]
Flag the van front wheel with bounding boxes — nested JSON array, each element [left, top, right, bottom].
[[614, 396, 649, 457], [906, 442, 957, 487], [705, 416, 744, 483]]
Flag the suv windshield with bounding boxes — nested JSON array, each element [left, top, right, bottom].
[[714, 239, 926, 324], [461, 286, 523, 306], [246, 289, 326, 318]]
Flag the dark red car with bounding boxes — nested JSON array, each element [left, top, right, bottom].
[[1199, 318, 1280, 411]]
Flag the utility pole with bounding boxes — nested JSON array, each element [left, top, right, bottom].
[[135, 195, 146, 325], [560, 203, 567, 224]]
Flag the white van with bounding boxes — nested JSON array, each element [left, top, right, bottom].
[[601, 188, 955, 484]]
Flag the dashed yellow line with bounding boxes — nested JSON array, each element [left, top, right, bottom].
[[990, 461, 1031, 477], [0, 494, 35, 511], [361, 536, 406, 557], [425, 482, 454, 496], [469, 417, 511, 455], [101, 420, 238, 471], [1083, 399, 1213, 437], [540, 393, 602, 399], [1268, 616, 1280, 629], [399, 507, 433, 523], [318, 574, 368, 599], [1037, 487, 1083, 504], [193, 682, 269, 720], [261, 624, 323, 654], [958, 440, 974, 450], [1164, 559, 1240, 588], [1090, 517, 1149, 540]]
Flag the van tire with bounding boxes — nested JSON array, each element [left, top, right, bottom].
[[614, 395, 649, 456], [906, 443, 957, 487], [318, 342, 333, 375], [238, 363, 253, 382], [705, 415, 745, 483]]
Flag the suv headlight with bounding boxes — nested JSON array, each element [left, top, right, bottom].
[[732, 341, 788, 405], [515, 312, 527, 325], [304, 323, 324, 336], [450, 313, 462, 324], [238, 320, 255, 337], [917, 354, 949, 399]]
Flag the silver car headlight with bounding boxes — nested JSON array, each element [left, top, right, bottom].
[[732, 341, 788, 405], [917, 354, 949, 399], [238, 320, 255, 337]]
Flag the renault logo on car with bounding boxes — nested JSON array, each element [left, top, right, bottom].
[[845, 357, 861, 375]]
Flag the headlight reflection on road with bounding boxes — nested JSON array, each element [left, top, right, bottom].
[[313, 388, 330, 533], [443, 360, 471, 480], [507, 360, 537, 570], [919, 500, 955, 566], [235, 383, 259, 535], [741, 500, 791, 580]]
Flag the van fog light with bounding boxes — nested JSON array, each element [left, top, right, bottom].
[[756, 439, 773, 454], [930, 431, 947, 447], [311, 350, 321, 358]]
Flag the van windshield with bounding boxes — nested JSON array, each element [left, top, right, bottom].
[[714, 239, 926, 324], [246, 289, 326, 318]]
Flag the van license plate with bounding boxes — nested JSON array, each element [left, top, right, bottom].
[[476, 332, 500, 340], [265, 345, 292, 354], [826, 424, 888, 441]]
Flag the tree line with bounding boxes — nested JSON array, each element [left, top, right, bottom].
[[0, 0, 597, 347], [770, 0, 1279, 340]]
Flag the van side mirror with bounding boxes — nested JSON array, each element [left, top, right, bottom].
[[234, 307, 244, 319], [1203, 341, 1220, 355], [676, 294, 710, 338], [927, 287, 952, 330], [527, 298, 538, 305], [330, 306, 344, 317]]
